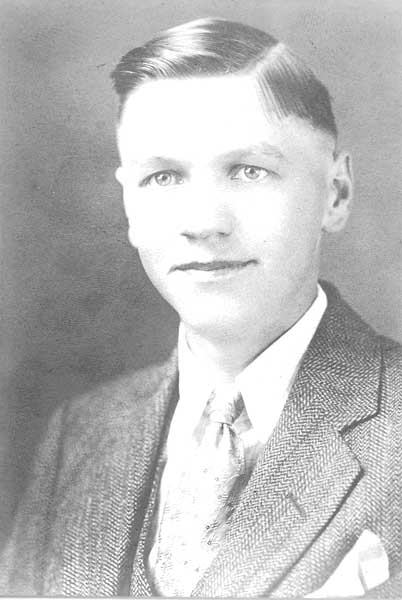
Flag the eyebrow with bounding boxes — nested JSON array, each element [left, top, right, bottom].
[[222, 143, 284, 161], [129, 142, 284, 168]]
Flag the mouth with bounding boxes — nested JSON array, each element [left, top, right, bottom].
[[171, 259, 257, 279]]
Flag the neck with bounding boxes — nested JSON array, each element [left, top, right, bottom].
[[182, 285, 318, 381]]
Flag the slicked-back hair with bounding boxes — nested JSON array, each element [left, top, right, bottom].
[[111, 17, 337, 139]]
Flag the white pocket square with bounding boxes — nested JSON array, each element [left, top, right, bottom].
[[307, 529, 389, 598]]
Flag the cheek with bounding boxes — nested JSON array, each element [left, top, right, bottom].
[[135, 245, 174, 304], [124, 190, 171, 248], [137, 245, 165, 273], [238, 184, 325, 253]]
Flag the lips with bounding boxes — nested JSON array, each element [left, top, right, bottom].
[[172, 259, 256, 272]]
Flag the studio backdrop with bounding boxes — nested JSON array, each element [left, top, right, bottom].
[[1, 0, 401, 548]]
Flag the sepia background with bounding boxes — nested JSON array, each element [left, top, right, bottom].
[[1, 0, 401, 549]]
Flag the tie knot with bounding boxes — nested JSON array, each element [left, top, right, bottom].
[[207, 384, 243, 425]]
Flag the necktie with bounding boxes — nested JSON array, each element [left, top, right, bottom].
[[152, 385, 246, 596]]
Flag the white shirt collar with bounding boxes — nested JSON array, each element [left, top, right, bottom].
[[174, 284, 327, 446], [236, 284, 327, 441]]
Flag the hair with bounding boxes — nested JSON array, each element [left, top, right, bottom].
[[111, 17, 337, 139]]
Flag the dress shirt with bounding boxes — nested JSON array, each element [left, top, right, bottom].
[[148, 284, 327, 579]]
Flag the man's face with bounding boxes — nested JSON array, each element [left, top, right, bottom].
[[116, 75, 347, 341]]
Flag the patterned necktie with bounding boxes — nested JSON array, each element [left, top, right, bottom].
[[152, 384, 246, 596]]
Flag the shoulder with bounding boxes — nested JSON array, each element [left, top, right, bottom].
[[61, 348, 177, 434], [22, 349, 178, 490], [318, 280, 402, 431], [320, 281, 401, 368], [320, 280, 384, 347], [20, 350, 177, 486]]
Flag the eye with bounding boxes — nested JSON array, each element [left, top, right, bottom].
[[142, 170, 184, 187], [230, 165, 273, 182]]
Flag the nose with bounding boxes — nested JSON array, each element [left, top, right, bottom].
[[179, 191, 234, 241]]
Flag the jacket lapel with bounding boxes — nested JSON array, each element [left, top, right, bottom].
[[43, 350, 178, 596], [195, 283, 382, 597]]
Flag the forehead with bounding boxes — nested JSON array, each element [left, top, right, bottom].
[[117, 76, 333, 164]]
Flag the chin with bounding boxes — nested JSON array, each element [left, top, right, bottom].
[[176, 302, 252, 339]]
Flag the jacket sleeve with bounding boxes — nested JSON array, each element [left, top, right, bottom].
[[0, 401, 68, 595]]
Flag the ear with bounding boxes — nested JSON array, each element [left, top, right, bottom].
[[115, 166, 139, 248], [115, 166, 124, 186], [115, 165, 129, 217], [322, 151, 353, 233]]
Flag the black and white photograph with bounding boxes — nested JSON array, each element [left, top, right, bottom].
[[0, 1, 401, 597]]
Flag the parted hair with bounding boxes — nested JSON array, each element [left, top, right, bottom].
[[111, 17, 337, 138]]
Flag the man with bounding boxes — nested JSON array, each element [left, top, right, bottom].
[[0, 17, 401, 598]]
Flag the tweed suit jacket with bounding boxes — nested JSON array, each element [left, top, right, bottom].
[[0, 282, 401, 597]]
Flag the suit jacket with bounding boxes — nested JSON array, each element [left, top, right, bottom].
[[0, 281, 401, 597]]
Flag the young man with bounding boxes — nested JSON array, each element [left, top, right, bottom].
[[1, 17, 401, 598]]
